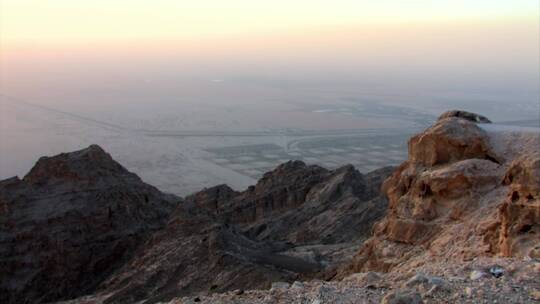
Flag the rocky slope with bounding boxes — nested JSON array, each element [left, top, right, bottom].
[[167, 257, 540, 303], [85, 162, 392, 303], [0, 145, 179, 303], [0, 145, 392, 303]]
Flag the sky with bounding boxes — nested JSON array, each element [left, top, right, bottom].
[[1, 1, 537, 48], [0, 1, 538, 109]]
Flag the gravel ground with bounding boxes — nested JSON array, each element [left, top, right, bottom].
[[170, 257, 540, 304]]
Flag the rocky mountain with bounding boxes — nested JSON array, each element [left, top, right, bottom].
[[0, 145, 179, 303], [79, 162, 392, 303], [0, 145, 392, 303]]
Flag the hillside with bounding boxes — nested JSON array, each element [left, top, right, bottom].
[[0, 147, 391, 303]]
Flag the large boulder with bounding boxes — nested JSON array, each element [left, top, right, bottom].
[[408, 116, 499, 166]]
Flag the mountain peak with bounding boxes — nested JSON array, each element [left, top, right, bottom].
[[23, 144, 133, 185]]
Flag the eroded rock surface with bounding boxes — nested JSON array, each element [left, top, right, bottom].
[[0, 145, 179, 304], [93, 162, 392, 303], [341, 114, 540, 275]]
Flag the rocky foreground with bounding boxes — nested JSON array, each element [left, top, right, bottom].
[[165, 257, 539, 304], [1, 110, 539, 303]]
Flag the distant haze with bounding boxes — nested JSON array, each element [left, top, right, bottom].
[[1, 1, 538, 112], [0, 1, 539, 194]]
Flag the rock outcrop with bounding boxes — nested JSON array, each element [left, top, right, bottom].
[[341, 113, 540, 275], [0, 145, 179, 304], [437, 110, 492, 123], [408, 114, 499, 166]]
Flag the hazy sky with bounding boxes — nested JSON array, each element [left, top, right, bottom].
[[1, 1, 538, 112], [0, 0, 539, 189]]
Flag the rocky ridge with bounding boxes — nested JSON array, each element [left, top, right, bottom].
[[0, 146, 392, 303], [0, 145, 179, 303], [86, 162, 392, 303]]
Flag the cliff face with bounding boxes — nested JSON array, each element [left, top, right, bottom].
[[0, 145, 179, 304], [208, 162, 390, 245], [342, 111, 540, 275], [96, 161, 392, 303], [499, 154, 540, 258]]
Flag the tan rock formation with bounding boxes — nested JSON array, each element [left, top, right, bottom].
[[342, 113, 540, 275], [499, 153, 540, 257]]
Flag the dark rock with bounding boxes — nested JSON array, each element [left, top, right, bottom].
[[490, 266, 504, 278], [96, 161, 393, 303], [381, 290, 424, 304], [0, 145, 179, 304], [0, 145, 393, 303], [233, 289, 244, 295], [438, 110, 492, 123]]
